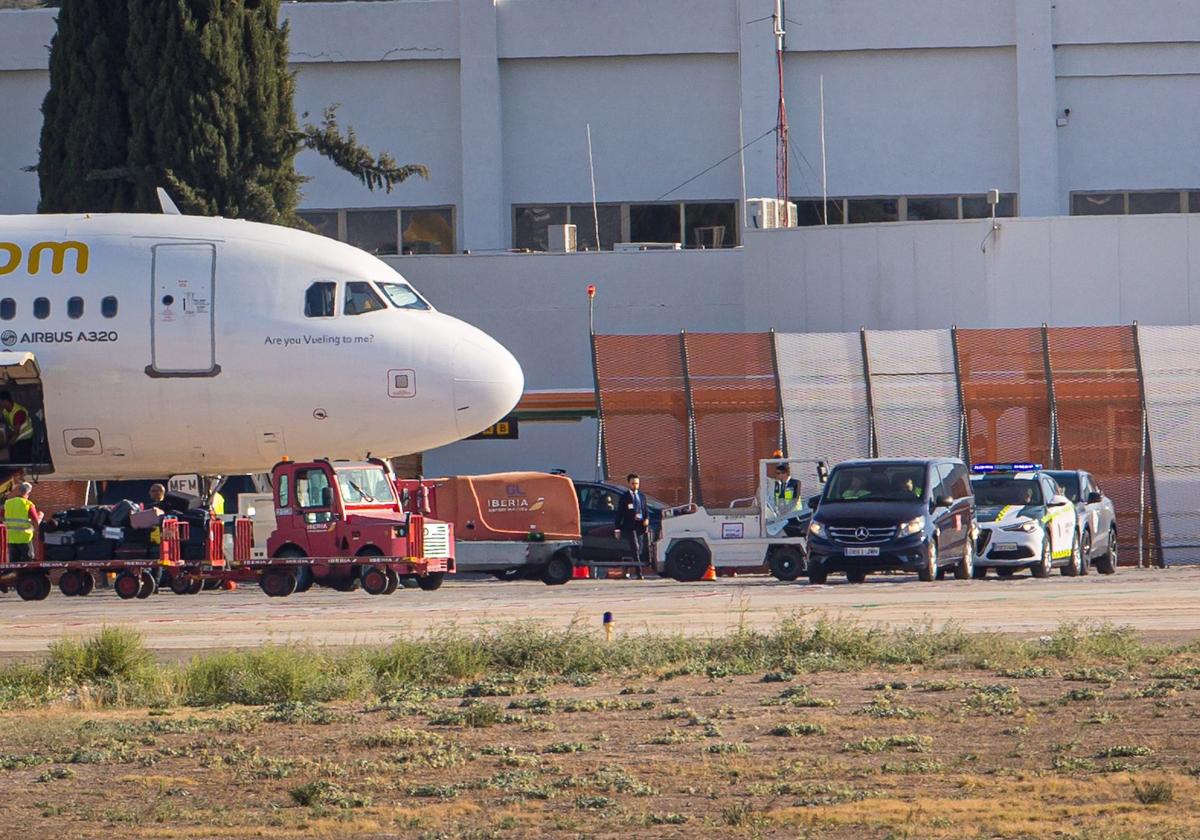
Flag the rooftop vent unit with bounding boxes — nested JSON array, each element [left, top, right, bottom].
[[548, 224, 577, 253], [747, 197, 798, 229]]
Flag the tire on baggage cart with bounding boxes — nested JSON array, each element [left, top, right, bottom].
[[260, 566, 298, 598], [114, 571, 142, 600], [17, 572, 50, 601], [665, 539, 711, 583], [58, 569, 88, 597], [136, 570, 156, 599], [361, 565, 390, 596]]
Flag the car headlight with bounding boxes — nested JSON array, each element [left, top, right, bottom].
[[808, 520, 828, 539], [1001, 520, 1039, 533], [896, 516, 924, 537]]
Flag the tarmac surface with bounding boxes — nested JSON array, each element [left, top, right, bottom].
[[0, 566, 1196, 655]]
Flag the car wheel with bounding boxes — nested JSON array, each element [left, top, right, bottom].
[[996, 567, 1015, 578], [1062, 533, 1081, 577], [1079, 530, 1092, 576], [1031, 538, 1052, 578], [1097, 527, 1118, 575], [806, 562, 828, 585], [665, 540, 711, 583], [845, 569, 867, 584], [971, 564, 988, 579], [768, 546, 804, 581], [917, 540, 937, 582], [954, 536, 974, 580]]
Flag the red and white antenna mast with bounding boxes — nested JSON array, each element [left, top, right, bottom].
[[773, 0, 789, 205]]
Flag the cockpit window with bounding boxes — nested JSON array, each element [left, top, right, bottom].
[[344, 281, 386, 316], [305, 282, 336, 318], [376, 282, 431, 311]]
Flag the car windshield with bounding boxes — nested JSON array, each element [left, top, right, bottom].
[[1049, 473, 1080, 502], [971, 477, 1043, 506], [336, 468, 397, 505], [376, 282, 431, 311], [824, 464, 926, 502]]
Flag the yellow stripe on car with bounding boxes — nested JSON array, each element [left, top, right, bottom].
[[997, 505, 1017, 520]]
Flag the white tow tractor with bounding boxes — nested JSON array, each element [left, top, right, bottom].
[[655, 458, 821, 582]]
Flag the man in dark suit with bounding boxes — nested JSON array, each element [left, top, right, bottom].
[[614, 473, 650, 569]]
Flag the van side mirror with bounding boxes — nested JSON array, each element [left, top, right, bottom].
[[1087, 491, 1102, 504], [1048, 494, 1070, 508], [807, 495, 820, 510], [934, 494, 953, 509]]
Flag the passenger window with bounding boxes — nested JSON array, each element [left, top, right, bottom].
[[304, 282, 336, 318], [67, 297, 84, 319], [344, 281, 386, 316], [0, 299, 14, 320], [101, 296, 118, 318], [33, 298, 49, 319], [277, 474, 289, 509]]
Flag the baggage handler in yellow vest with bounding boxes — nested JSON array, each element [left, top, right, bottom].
[[0, 392, 34, 465], [5, 482, 42, 563]]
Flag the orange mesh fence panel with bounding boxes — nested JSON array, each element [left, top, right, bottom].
[[1137, 325, 1200, 565], [955, 328, 1053, 467], [594, 334, 690, 505], [684, 332, 780, 508], [1047, 326, 1151, 565]]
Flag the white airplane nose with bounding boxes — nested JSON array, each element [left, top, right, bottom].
[[453, 333, 524, 437]]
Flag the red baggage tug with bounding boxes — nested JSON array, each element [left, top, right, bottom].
[[0, 458, 454, 600]]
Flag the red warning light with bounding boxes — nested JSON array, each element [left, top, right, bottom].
[[586, 284, 596, 298]]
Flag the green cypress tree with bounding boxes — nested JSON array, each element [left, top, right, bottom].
[[38, 0, 425, 223], [37, 0, 137, 213]]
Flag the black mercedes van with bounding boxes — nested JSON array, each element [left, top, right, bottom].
[[804, 458, 976, 584]]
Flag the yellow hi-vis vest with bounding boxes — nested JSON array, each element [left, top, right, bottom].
[[3, 402, 32, 443], [4, 496, 35, 544], [211, 491, 225, 516]]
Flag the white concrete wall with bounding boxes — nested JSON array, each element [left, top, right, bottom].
[[500, 54, 742, 206], [741, 214, 1200, 332], [294, 60, 463, 211], [0, 70, 47, 214], [784, 48, 1018, 198]]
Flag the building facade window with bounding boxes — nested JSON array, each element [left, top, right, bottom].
[[297, 207, 457, 255], [512, 201, 738, 251], [1071, 191, 1200, 216], [794, 194, 1018, 226]]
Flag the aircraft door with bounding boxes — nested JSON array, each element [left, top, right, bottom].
[[148, 243, 220, 377]]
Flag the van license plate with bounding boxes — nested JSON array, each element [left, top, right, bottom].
[[995, 543, 1018, 551], [845, 547, 880, 557]]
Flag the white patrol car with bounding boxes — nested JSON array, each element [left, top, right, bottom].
[[969, 463, 1082, 578]]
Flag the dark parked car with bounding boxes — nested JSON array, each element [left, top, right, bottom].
[[572, 479, 666, 565], [805, 458, 976, 584], [1044, 469, 1119, 574]]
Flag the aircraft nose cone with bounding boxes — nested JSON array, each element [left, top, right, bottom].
[[453, 334, 524, 438]]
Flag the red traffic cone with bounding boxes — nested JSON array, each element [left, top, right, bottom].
[[701, 565, 717, 581], [572, 564, 591, 579]]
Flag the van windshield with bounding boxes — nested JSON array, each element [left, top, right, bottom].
[[824, 464, 926, 502], [971, 477, 1043, 506], [337, 468, 397, 505]]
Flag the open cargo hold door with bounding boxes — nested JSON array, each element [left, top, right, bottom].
[[0, 350, 52, 475]]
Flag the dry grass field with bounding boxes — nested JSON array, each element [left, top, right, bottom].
[[0, 620, 1198, 838]]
